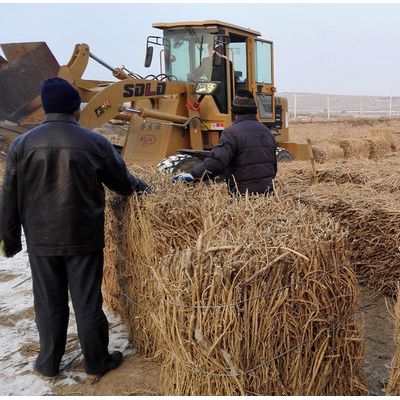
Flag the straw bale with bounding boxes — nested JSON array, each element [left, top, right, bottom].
[[298, 183, 400, 296], [103, 169, 366, 395], [153, 197, 366, 395], [387, 285, 400, 395], [368, 138, 392, 160], [365, 129, 396, 160], [312, 143, 344, 163], [338, 130, 397, 161], [277, 156, 400, 192], [276, 157, 400, 294], [339, 139, 371, 160]]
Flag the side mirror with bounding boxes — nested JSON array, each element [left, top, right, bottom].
[[144, 36, 171, 69], [144, 46, 153, 68]]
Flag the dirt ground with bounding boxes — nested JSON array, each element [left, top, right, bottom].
[[51, 352, 163, 396], [0, 117, 399, 395]]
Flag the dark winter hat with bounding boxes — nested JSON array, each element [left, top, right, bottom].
[[232, 89, 257, 114], [40, 77, 81, 114]]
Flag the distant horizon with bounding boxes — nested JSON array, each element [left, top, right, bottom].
[[279, 92, 400, 98], [1, 3, 400, 96]]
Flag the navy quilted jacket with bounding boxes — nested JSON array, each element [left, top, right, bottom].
[[192, 114, 277, 195]]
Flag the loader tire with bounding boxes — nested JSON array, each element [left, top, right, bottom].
[[276, 147, 293, 162], [157, 154, 202, 174]]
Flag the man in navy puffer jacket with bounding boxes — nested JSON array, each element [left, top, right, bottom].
[[176, 89, 277, 195]]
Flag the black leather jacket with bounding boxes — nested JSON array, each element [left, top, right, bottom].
[[0, 113, 148, 257], [192, 114, 277, 195]]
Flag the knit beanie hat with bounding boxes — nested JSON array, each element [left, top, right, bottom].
[[232, 89, 258, 115], [40, 77, 81, 114]]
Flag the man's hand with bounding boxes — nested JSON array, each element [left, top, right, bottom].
[[172, 173, 195, 183]]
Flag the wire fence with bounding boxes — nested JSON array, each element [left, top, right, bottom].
[[279, 92, 400, 120]]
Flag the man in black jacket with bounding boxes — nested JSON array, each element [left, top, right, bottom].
[[0, 77, 149, 378], [174, 89, 277, 195]]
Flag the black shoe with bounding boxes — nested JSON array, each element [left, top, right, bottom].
[[33, 363, 59, 379], [86, 351, 123, 376]]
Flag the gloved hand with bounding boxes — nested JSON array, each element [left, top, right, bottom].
[[172, 173, 195, 183], [135, 178, 152, 195]]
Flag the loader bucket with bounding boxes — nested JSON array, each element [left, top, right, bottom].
[[0, 42, 59, 123], [0, 55, 7, 69]]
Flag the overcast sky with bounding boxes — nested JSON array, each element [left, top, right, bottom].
[[1, 2, 399, 96]]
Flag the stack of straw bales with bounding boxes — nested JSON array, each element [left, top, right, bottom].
[[300, 184, 400, 296], [309, 129, 396, 163], [277, 156, 400, 295], [338, 130, 395, 160], [278, 156, 400, 191], [103, 169, 366, 395]]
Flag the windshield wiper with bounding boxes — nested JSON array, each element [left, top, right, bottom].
[[185, 27, 202, 50], [199, 35, 204, 65]]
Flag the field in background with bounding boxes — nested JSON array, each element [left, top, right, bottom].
[[280, 92, 400, 120], [290, 117, 400, 142]]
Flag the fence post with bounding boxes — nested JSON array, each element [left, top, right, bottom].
[[293, 92, 297, 121], [327, 96, 330, 119]]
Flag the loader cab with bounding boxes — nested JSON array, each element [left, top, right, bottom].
[[149, 22, 279, 126]]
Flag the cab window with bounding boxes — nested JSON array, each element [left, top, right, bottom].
[[255, 41, 272, 84], [229, 34, 248, 93]]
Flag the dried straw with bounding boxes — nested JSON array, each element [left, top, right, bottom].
[[276, 156, 400, 295], [367, 129, 395, 160], [152, 196, 366, 395], [311, 143, 344, 163], [339, 139, 371, 160], [103, 195, 125, 312], [103, 168, 367, 395], [104, 169, 227, 356], [387, 284, 400, 395]]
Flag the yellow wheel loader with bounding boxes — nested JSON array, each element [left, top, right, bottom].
[[0, 20, 310, 172]]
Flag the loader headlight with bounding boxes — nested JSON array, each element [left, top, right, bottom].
[[195, 82, 218, 95]]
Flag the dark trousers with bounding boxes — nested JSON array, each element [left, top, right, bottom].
[[29, 251, 112, 376]]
